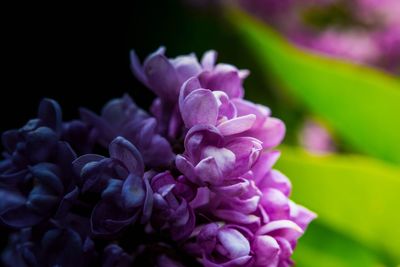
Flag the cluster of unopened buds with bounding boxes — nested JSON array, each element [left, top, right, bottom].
[[0, 47, 315, 267]]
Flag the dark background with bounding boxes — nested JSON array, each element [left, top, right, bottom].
[[2, 2, 165, 132], [2, 0, 285, 133]]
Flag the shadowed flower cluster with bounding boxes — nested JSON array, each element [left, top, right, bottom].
[[1, 47, 315, 266]]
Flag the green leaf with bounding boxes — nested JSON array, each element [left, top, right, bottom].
[[295, 222, 392, 267], [276, 146, 400, 262], [227, 8, 400, 164]]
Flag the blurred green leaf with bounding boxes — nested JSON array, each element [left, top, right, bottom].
[[295, 222, 391, 267], [227, 9, 400, 164], [276, 146, 400, 262]]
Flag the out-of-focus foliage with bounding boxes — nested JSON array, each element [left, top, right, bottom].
[[227, 8, 400, 164], [277, 145, 400, 263], [295, 222, 391, 267]]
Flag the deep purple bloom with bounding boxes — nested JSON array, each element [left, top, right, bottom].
[[62, 120, 95, 155], [73, 136, 153, 236], [102, 244, 133, 267], [151, 171, 196, 241], [80, 94, 174, 167], [0, 99, 78, 228], [1, 226, 96, 267]]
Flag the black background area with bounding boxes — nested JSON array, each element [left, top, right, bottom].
[[1, 1, 168, 133]]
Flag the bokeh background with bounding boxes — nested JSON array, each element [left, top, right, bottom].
[[2, 1, 400, 266]]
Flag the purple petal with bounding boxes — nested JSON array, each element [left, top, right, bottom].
[[121, 174, 145, 209], [1, 205, 43, 228], [226, 137, 262, 176], [289, 202, 317, 230], [144, 52, 180, 102], [181, 89, 219, 128], [202, 256, 252, 267], [276, 237, 294, 262], [129, 50, 148, 86], [2, 129, 19, 153], [266, 170, 292, 196], [233, 99, 271, 121], [199, 64, 244, 99], [38, 98, 62, 134], [80, 108, 116, 146], [170, 53, 202, 83], [230, 195, 260, 214], [251, 151, 281, 184], [257, 220, 303, 243], [0, 189, 25, 213], [150, 171, 175, 194], [217, 228, 250, 259], [184, 125, 223, 161], [213, 209, 260, 225], [55, 186, 79, 218], [171, 202, 195, 241], [252, 235, 280, 265], [195, 156, 223, 185], [201, 50, 217, 70], [210, 178, 250, 196], [72, 154, 106, 176], [217, 114, 256, 136], [179, 77, 202, 112], [140, 174, 153, 223], [91, 201, 140, 236], [260, 188, 290, 220], [257, 118, 286, 149], [109, 137, 144, 177], [201, 146, 236, 175], [175, 155, 197, 184]]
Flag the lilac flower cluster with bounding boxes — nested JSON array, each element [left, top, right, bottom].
[[0, 47, 315, 266], [239, 0, 400, 73]]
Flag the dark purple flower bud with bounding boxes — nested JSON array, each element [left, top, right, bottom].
[[62, 120, 96, 155], [1, 99, 63, 171], [151, 171, 196, 241], [80, 94, 174, 167], [102, 244, 133, 267], [73, 136, 153, 236], [0, 160, 77, 228], [2, 226, 96, 267]]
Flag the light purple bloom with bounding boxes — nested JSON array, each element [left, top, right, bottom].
[[186, 223, 253, 267], [131, 48, 247, 103], [176, 125, 262, 186], [299, 120, 336, 154], [131, 48, 249, 138]]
